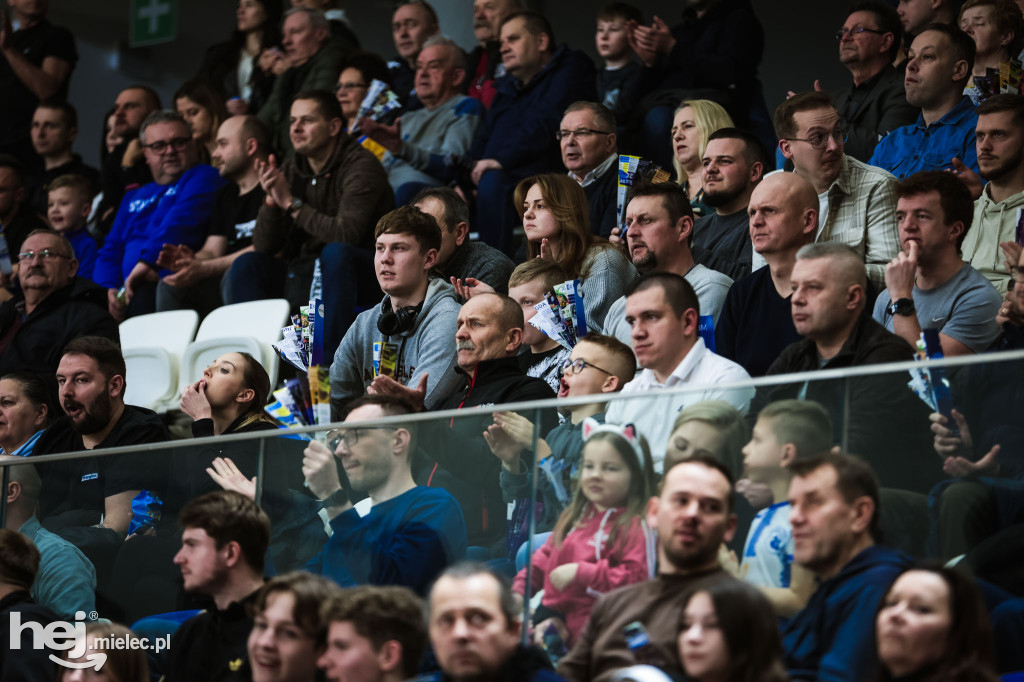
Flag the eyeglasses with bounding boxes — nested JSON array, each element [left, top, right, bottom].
[[786, 128, 848, 150], [555, 128, 615, 141], [337, 81, 368, 92], [143, 137, 191, 154], [328, 427, 395, 451], [557, 357, 614, 379], [18, 249, 70, 262], [835, 27, 886, 40]]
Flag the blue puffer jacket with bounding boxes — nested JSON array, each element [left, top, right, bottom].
[[470, 44, 597, 178]]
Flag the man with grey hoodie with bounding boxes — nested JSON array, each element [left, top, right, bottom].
[[329, 205, 463, 417]]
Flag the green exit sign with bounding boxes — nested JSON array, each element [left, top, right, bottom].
[[130, 0, 177, 47]]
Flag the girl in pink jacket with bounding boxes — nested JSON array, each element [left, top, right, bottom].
[[513, 419, 656, 649]]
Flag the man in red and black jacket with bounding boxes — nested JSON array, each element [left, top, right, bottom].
[[420, 293, 556, 549]]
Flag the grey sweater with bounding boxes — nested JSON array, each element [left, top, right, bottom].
[[329, 278, 464, 413], [383, 94, 484, 188], [580, 245, 639, 333]]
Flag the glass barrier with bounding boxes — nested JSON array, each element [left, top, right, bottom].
[[2, 348, 1022, 674]]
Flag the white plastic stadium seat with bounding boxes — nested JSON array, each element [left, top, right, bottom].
[[120, 310, 199, 412], [178, 299, 291, 395]]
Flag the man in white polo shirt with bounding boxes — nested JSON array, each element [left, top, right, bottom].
[[606, 271, 753, 471]]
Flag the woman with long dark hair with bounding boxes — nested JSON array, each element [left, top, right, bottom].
[[198, 0, 283, 115], [876, 565, 999, 682]]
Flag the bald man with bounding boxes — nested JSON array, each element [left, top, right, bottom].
[[753, 243, 937, 493], [420, 293, 557, 547], [716, 173, 819, 376]]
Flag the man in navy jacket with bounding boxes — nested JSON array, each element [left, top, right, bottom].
[[468, 11, 597, 254], [783, 453, 910, 682]]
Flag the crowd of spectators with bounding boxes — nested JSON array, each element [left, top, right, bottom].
[[3, 0, 1024, 681]]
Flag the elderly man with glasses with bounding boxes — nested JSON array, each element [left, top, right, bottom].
[[0, 228, 118, 400], [559, 101, 620, 238], [831, 2, 919, 162], [300, 393, 467, 595], [93, 109, 226, 319], [774, 90, 900, 292]]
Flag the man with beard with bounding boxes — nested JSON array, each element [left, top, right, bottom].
[[558, 456, 738, 682], [782, 453, 909, 682], [32, 336, 168, 545], [155, 115, 270, 316], [603, 183, 733, 346], [0, 229, 117, 400], [300, 394, 466, 594], [691, 128, 765, 281], [775, 91, 900, 293], [164, 491, 269, 682], [961, 95, 1024, 293]]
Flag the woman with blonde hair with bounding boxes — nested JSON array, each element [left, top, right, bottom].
[[514, 173, 638, 331], [670, 100, 734, 218]]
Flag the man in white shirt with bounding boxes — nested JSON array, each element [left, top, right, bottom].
[[605, 272, 753, 471]]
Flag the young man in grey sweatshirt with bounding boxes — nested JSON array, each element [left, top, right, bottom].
[[329, 205, 463, 417]]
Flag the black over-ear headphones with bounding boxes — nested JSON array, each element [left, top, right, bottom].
[[377, 297, 423, 336]]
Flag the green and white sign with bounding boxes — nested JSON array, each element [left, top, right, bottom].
[[130, 0, 177, 47]]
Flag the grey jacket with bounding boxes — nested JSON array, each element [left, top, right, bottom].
[[329, 278, 464, 413]]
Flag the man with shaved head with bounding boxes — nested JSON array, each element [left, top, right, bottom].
[[753, 243, 937, 492], [421, 292, 556, 546], [716, 172, 819, 376]]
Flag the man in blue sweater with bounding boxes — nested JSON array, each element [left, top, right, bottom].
[[783, 452, 910, 682], [301, 394, 467, 595], [94, 110, 225, 319]]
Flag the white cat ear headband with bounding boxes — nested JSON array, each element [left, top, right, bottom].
[[582, 418, 648, 468]]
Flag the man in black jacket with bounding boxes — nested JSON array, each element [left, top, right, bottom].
[[164, 491, 269, 682], [0, 229, 117, 400], [754, 242, 937, 493], [422, 293, 556, 547], [833, 2, 919, 162]]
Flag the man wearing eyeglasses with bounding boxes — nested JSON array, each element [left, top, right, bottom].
[[300, 394, 467, 594], [559, 101, 619, 238], [868, 24, 980, 179], [775, 91, 900, 293], [833, 2, 919, 163], [93, 110, 226, 320], [0, 229, 117, 399]]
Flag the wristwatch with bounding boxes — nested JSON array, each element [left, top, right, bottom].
[[288, 197, 304, 213], [887, 297, 916, 317]]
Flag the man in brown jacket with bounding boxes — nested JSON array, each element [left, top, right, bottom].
[[230, 89, 394, 354]]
